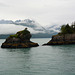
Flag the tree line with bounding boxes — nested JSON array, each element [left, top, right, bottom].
[[60, 22, 75, 34]]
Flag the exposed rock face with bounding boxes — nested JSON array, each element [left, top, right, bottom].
[[1, 28, 39, 48], [43, 34, 75, 45]]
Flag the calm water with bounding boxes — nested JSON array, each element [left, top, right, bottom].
[[0, 38, 75, 75]]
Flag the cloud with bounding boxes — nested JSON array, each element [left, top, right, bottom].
[[0, 2, 9, 7], [0, 24, 44, 34], [0, 24, 24, 34], [0, 0, 75, 26]]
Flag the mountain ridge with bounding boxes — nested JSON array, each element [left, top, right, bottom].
[[0, 19, 60, 38]]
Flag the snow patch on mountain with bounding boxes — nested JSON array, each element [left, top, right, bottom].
[[0, 19, 48, 34], [0, 19, 62, 35], [45, 24, 61, 33], [14, 19, 45, 31]]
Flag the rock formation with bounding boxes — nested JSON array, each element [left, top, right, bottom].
[[43, 23, 75, 45], [43, 34, 75, 45], [1, 28, 39, 48]]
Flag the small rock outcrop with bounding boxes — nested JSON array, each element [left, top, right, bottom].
[[1, 28, 39, 48], [43, 34, 75, 45]]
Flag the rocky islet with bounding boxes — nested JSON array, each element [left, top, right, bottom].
[[1, 28, 39, 48]]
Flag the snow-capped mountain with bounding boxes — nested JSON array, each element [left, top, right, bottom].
[[13, 19, 61, 34], [14, 19, 47, 33], [0, 19, 13, 24], [0, 19, 61, 38], [0, 19, 48, 34], [45, 24, 61, 33]]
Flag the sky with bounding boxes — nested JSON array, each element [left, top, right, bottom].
[[0, 0, 75, 26], [0, 24, 43, 34]]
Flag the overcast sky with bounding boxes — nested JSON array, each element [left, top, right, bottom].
[[0, 0, 75, 26]]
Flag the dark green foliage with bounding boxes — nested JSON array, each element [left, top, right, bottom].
[[10, 34, 18, 38], [60, 24, 74, 34], [61, 25, 66, 34], [17, 28, 30, 35], [9, 28, 30, 38], [71, 22, 75, 32], [22, 28, 30, 34]]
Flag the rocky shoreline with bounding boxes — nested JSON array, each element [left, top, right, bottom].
[[43, 34, 75, 45]]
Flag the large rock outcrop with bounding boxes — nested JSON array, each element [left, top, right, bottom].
[[1, 28, 39, 48], [43, 34, 75, 45]]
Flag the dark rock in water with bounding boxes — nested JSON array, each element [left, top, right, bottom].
[[1, 28, 39, 48], [43, 34, 75, 45]]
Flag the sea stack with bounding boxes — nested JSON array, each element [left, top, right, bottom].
[[43, 24, 75, 45], [1, 28, 39, 48]]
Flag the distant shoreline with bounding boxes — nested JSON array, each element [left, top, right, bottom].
[[0, 34, 53, 39]]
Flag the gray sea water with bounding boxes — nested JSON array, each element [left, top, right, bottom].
[[0, 38, 75, 75]]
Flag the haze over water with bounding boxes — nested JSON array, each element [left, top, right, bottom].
[[0, 38, 75, 75]]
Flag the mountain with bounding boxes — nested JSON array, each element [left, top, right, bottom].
[[0, 19, 13, 24], [0, 19, 48, 34], [0, 19, 60, 38], [14, 19, 48, 33], [44, 24, 61, 33]]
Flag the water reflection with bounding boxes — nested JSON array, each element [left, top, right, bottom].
[[6, 48, 31, 53]]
